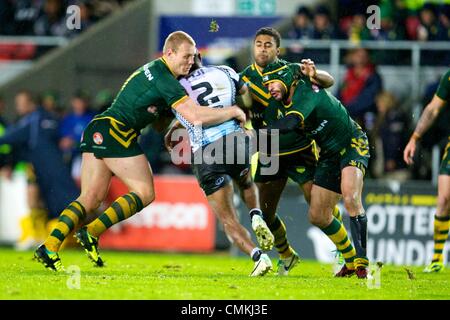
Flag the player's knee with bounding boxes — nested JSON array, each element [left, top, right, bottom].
[[137, 189, 155, 207], [78, 194, 102, 212], [342, 192, 361, 211], [308, 209, 329, 228], [437, 194, 450, 215], [237, 178, 253, 190]]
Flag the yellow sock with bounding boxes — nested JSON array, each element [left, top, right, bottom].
[[432, 215, 450, 263], [86, 192, 143, 238], [45, 201, 86, 252], [332, 206, 343, 224], [267, 214, 295, 259], [321, 217, 356, 270]]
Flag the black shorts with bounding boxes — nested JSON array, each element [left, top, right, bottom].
[[254, 140, 318, 185], [191, 131, 252, 196]]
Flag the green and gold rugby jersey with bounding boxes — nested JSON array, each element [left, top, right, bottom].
[[435, 68, 450, 175], [100, 57, 188, 132], [436, 68, 450, 107], [240, 60, 313, 155], [286, 77, 363, 157]]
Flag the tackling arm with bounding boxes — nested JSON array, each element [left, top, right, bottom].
[[174, 97, 246, 127]]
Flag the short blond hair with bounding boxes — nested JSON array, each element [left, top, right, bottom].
[[163, 31, 196, 54]]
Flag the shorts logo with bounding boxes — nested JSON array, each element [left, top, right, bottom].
[[215, 176, 225, 186], [93, 132, 103, 145], [295, 166, 305, 174], [239, 168, 250, 177]]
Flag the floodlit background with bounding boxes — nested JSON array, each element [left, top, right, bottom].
[[0, 0, 449, 267]]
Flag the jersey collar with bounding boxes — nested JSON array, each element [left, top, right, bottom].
[[160, 57, 177, 77]]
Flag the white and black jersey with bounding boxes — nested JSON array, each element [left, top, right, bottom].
[[176, 65, 243, 152]]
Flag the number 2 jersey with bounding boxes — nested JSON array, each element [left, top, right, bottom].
[[176, 65, 244, 152]]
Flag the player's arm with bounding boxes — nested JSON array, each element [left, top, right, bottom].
[[236, 84, 252, 109], [265, 113, 302, 134], [174, 97, 246, 127], [164, 119, 183, 152], [403, 94, 447, 165], [298, 59, 334, 88], [157, 71, 246, 127], [0, 119, 30, 146]]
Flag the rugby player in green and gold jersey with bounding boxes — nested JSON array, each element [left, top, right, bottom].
[[240, 27, 344, 275], [34, 31, 246, 271], [404, 68, 450, 273], [261, 60, 370, 278]]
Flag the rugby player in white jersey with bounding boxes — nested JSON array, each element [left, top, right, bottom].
[[165, 53, 274, 276]]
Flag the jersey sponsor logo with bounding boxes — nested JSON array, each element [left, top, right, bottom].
[[125, 202, 209, 230], [144, 63, 154, 81], [93, 132, 103, 145], [295, 166, 306, 174]]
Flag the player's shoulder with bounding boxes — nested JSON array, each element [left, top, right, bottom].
[[441, 68, 450, 83], [240, 64, 255, 76], [213, 65, 238, 79], [294, 78, 322, 97], [143, 58, 171, 77]]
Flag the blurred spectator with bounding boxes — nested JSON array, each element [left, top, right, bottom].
[[82, 0, 121, 19], [439, 5, 450, 38], [59, 90, 96, 181], [417, 3, 446, 41], [287, 6, 314, 40], [337, 48, 382, 130], [67, 0, 98, 37], [12, 0, 43, 35], [0, 90, 79, 248], [367, 9, 406, 41], [312, 5, 341, 40], [94, 88, 114, 113], [0, 96, 13, 172], [417, 3, 449, 65], [34, 0, 68, 37], [337, 0, 374, 20], [40, 90, 64, 117], [309, 5, 342, 64], [346, 13, 371, 43], [372, 91, 410, 180]]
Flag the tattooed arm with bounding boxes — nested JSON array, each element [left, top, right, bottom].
[[403, 95, 447, 165]]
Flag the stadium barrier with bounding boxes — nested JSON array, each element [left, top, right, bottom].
[[0, 174, 447, 266], [236, 179, 448, 267], [100, 176, 216, 252]]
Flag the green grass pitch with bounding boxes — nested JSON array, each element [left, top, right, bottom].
[[0, 247, 448, 299]]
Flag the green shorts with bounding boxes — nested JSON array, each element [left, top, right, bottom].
[[79, 117, 143, 158], [254, 141, 318, 186], [314, 129, 370, 194], [439, 136, 450, 176]]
